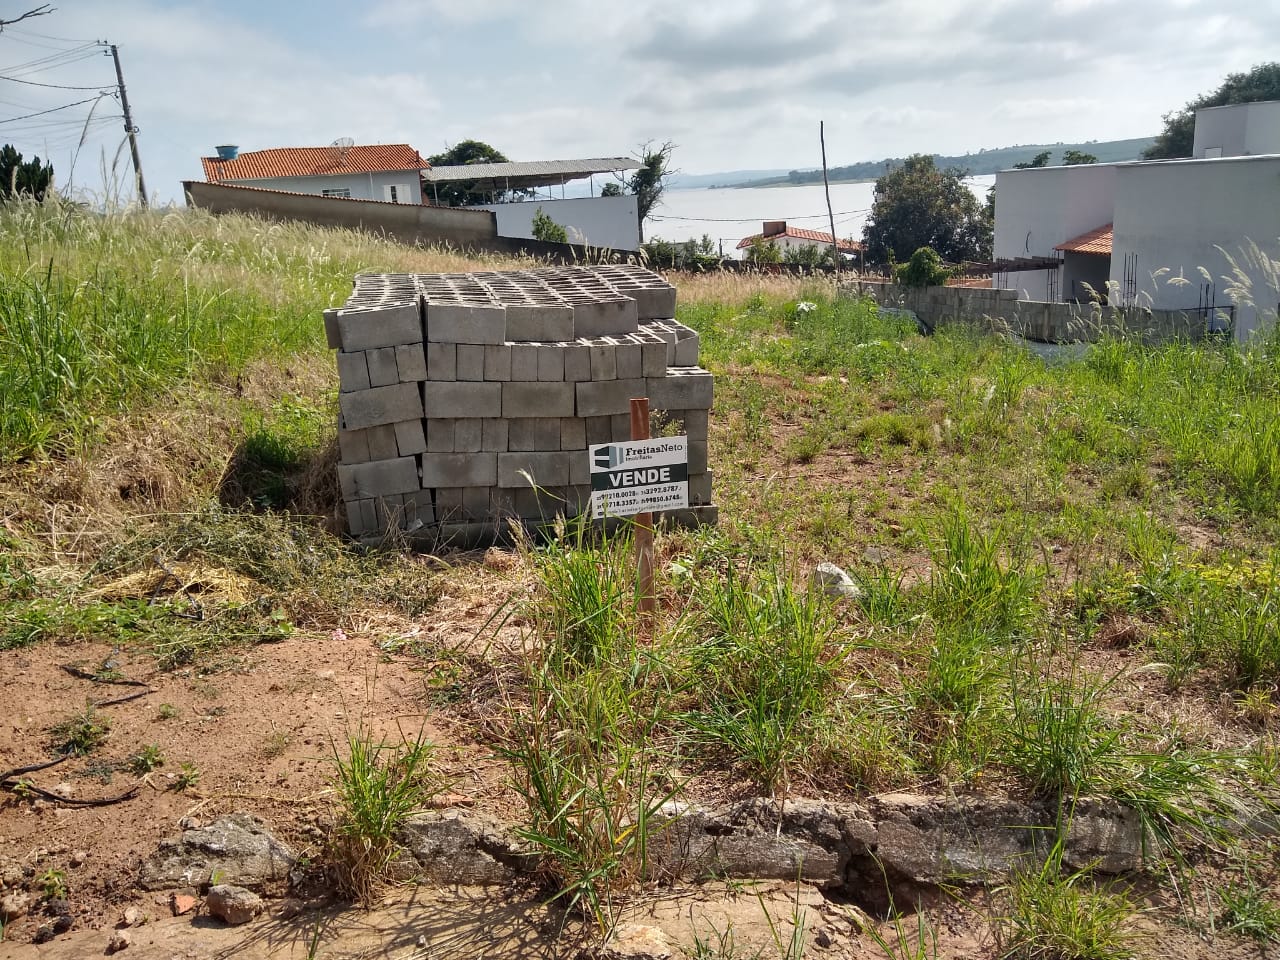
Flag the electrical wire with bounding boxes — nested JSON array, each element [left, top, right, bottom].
[[5, 26, 99, 45], [650, 207, 870, 224], [0, 94, 105, 124], [0, 73, 113, 90]]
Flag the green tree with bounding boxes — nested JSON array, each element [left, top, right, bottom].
[[862, 154, 991, 265], [1143, 62, 1280, 159], [0, 145, 53, 202], [600, 182, 623, 198], [782, 243, 835, 267], [1061, 150, 1098, 165], [894, 246, 952, 288], [1013, 151, 1052, 169], [424, 139, 532, 206], [530, 207, 568, 243], [627, 140, 675, 243], [743, 237, 781, 264]]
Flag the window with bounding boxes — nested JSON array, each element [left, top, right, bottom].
[[383, 183, 411, 204], [322, 188, 351, 198]]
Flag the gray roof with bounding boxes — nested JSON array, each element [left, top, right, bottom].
[[422, 157, 636, 190]]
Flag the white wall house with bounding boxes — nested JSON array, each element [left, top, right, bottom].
[[993, 101, 1280, 340], [201, 144, 427, 204], [476, 195, 640, 250], [735, 221, 864, 260]]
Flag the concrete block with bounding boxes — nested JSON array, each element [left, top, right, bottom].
[[646, 368, 714, 411], [498, 451, 572, 488], [674, 332, 701, 367], [336, 351, 371, 392], [491, 487, 516, 518], [506, 303, 574, 342], [394, 419, 427, 456], [427, 342, 456, 381], [560, 418, 586, 450], [641, 341, 667, 378], [454, 418, 483, 453], [565, 484, 592, 515], [337, 303, 422, 352], [503, 382, 575, 419], [337, 457, 420, 500], [338, 428, 370, 464], [689, 439, 708, 474], [403, 490, 435, 527], [456, 344, 485, 381], [396, 342, 427, 382], [464, 486, 490, 518], [689, 470, 713, 504], [570, 298, 638, 338], [484, 343, 512, 381], [420, 452, 497, 487], [537, 345, 565, 382], [611, 414, 631, 439], [569, 450, 591, 486], [366, 346, 399, 387], [346, 498, 377, 536], [323, 308, 342, 350], [510, 418, 562, 451], [367, 424, 399, 460], [373, 494, 406, 531], [510, 343, 539, 381], [434, 487, 465, 522], [575, 378, 646, 417], [589, 342, 617, 380], [614, 340, 643, 380], [585, 416, 611, 446], [340, 382, 424, 430], [563, 343, 591, 382], [685, 409, 709, 440], [513, 487, 546, 519], [422, 381, 502, 419], [427, 419, 454, 452], [482, 418, 509, 452], [426, 302, 506, 344]]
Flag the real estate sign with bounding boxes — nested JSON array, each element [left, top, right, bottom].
[[589, 437, 689, 519]]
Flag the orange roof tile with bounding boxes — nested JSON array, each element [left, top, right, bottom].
[[1055, 223, 1112, 255], [736, 225, 863, 253], [202, 144, 428, 182]]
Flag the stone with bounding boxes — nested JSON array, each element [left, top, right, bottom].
[[69, 849, 88, 867], [600, 923, 674, 960], [106, 930, 131, 954], [120, 906, 145, 927], [140, 813, 296, 891], [1, 890, 30, 921], [395, 809, 538, 885], [1061, 797, 1145, 874], [813, 562, 862, 600], [169, 893, 198, 916], [205, 884, 264, 926]]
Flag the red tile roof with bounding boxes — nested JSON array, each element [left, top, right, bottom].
[[737, 225, 863, 253], [202, 144, 428, 182], [1055, 223, 1113, 255]]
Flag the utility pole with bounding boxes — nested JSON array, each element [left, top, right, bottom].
[[820, 121, 839, 272], [107, 43, 147, 208]]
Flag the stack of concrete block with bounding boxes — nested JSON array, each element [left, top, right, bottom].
[[324, 265, 715, 546]]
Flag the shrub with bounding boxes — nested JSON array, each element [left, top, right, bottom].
[[894, 246, 952, 288]]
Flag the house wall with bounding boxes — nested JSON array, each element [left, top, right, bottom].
[[1110, 156, 1280, 340], [217, 170, 423, 204], [993, 164, 1118, 300], [1061, 252, 1111, 303], [1193, 101, 1280, 158], [474, 195, 639, 251]]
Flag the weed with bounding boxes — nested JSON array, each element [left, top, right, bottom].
[[1219, 873, 1280, 942], [326, 723, 438, 904], [156, 703, 179, 720], [172, 762, 201, 792], [49, 705, 110, 756], [128, 744, 165, 775], [865, 910, 938, 959], [38, 869, 68, 901], [928, 510, 1039, 638]]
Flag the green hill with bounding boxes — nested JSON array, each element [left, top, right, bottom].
[[731, 137, 1156, 188]]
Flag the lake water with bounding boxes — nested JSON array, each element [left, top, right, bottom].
[[649, 176, 995, 255]]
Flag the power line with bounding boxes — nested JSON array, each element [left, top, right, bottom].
[[5, 25, 98, 44], [0, 73, 114, 90], [650, 207, 870, 224], [0, 94, 104, 124]]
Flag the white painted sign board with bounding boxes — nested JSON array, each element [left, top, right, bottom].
[[588, 436, 689, 519]]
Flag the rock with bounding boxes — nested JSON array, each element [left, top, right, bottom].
[[50, 914, 74, 934], [106, 930, 132, 953], [169, 893, 198, 916], [141, 813, 295, 891], [205, 884, 264, 926], [0, 857, 22, 889], [70, 849, 88, 867], [1061, 797, 1145, 874], [51, 782, 75, 799], [120, 905, 145, 927], [396, 809, 539, 884], [600, 923, 674, 960], [1, 890, 31, 921], [862, 546, 888, 565], [812, 562, 862, 600]]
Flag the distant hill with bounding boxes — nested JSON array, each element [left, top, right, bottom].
[[666, 169, 794, 190], [720, 137, 1156, 189]]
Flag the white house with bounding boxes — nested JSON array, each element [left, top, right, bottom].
[[994, 102, 1280, 340], [735, 221, 864, 260], [422, 158, 641, 250], [201, 144, 428, 204]]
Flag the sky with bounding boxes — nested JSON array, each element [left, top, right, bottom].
[[2, 0, 1277, 204]]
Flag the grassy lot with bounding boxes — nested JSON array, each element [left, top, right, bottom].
[[2, 201, 1279, 954]]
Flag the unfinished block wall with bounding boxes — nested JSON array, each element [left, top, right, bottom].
[[323, 265, 716, 546]]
